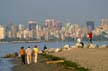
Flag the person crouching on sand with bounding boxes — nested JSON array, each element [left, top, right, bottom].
[[19, 47, 26, 64], [32, 45, 39, 63], [26, 46, 32, 64]]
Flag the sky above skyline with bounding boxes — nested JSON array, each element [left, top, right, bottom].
[[0, 0, 108, 26]]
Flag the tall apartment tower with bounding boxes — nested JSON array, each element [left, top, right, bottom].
[[45, 19, 62, 30], [18, 24, 25, 31], [101, 18, 108, 31], [45, 19, 55, 29], [54, 19, 62, 30], [86, 21, 95, 32], [0, 25, 5, 39], [11, 25, 17, 38], [28, 20, 37, 38], [28, 20, 36, 30]]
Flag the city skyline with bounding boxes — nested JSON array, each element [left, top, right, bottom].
[[0, 18, 108, 41], [0, 0, 108, 26]]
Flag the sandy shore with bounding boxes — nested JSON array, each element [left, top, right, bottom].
[[51, 48, 108, 71], [11, 55, 74, 71]]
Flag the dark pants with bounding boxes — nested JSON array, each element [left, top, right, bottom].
[[90, 38, 92, 43], [21, 55, 25, 64], [80, 42, 84, 47]]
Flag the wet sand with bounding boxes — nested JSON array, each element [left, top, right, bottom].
[[11, 55, 75, 71], [51, 48, 108, 71]]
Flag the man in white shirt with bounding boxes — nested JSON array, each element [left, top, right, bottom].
[[26, 46, 32, 64]]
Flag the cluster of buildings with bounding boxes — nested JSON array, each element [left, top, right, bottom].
[[0, 18, 108, 41]]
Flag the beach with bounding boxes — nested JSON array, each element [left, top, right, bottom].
[[51, 48, 108, 71], [11, 54, 75, 71], [11, 48, 108, 71]]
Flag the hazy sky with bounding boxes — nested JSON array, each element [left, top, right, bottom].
[[0, 0, 108, 26]]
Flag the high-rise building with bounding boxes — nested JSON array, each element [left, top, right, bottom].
[[18, 24, 25, 31], [10, 25, 17, 38], [28, 20, 36, 30], [23, 29, 29, 39], [54, 19, 62, 30], [28, 20, 37, 39], [43, 27, 49, 41], [0, 25, 5, 39], [45, 19, 55, 29], [73, 24, 79, 33], [86, 21, 95, 32], [101, 18, 108, 31], [17, 24, 25, 39]]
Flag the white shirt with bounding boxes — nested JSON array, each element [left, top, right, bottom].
[[26, 48, 32, 55]]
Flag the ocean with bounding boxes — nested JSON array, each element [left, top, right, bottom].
[[0, 41, 108, 71]]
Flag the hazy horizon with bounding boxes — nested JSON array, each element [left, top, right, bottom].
[[0, 0, 108, 26]]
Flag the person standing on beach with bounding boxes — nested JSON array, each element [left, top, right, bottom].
[[19, 47, 26, 64], [42, 45, 47, 53], [26, 46, 32, 64], [76, 37, 84, 48], [32, 45, 39, 63], [87, 32, 93, 43]]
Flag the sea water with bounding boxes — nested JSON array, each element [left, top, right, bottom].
[[0, 58, 13, 71]]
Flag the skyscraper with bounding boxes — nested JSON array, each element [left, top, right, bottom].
[[28, 20, 37, 38], [54, 19, 62, 30], [86, 21, 95, 32], [18, 24, 25, 31], [28, 20, 36, 30], [11, 25, 17, 38], [0, 25, 5, 39], [101, 18, 108, 31], [45, 19, 55, 29]]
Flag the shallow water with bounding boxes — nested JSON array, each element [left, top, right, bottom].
[[0, 58, 13, 71]]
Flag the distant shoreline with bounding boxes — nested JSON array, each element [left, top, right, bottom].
[[1, 40, 108, 43], [0, 40, 41, 44]]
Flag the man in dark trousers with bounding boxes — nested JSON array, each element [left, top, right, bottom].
[[19, 47, 26, 64], [88, 32, 93, 43]]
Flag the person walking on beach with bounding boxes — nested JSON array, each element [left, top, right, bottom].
[[19, 47, 26, 64], [26, 46, 32, 64], [32, 45, 39, 63], [87, 32, 93, 43]]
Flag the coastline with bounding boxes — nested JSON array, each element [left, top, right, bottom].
[[10, 54, 75, 71], [2, 48, 108, 71]]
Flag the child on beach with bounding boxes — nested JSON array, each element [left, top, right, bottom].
[[26, 46, 32, 64], [19, 47, 26, 64], [32, 45, 39, 63]]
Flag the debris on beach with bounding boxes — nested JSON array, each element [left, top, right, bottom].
[[46, 60, 64, 64]]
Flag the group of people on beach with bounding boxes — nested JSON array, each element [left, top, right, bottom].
[[19, 45, 39, 64], [19, 31, 93, 64]]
